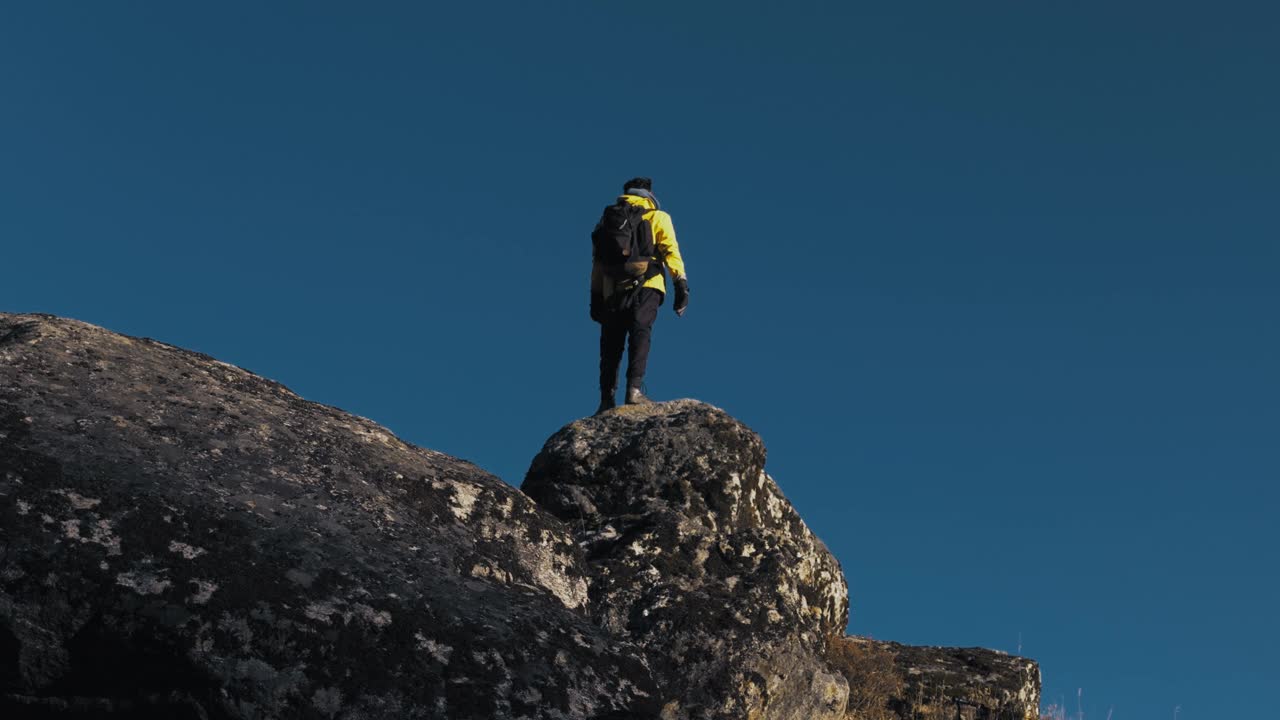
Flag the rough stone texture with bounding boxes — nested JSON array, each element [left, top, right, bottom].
[[885, 640, 1040, 720], [828, 636, 1040, 720], [1, 312, 1041, 720], [522, 401, 850, 720], [0, 313, 657, 719]]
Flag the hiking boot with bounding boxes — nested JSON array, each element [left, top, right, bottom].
[[595, 387, 617, 415], [625, 386, 652, 406]]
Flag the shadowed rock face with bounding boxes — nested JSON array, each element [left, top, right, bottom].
[[885, 640, 1040, 720], [0, 313, 657, 719], [523, 401, 850, 720], [828, 636, 1041, 720], [1, 312, 1040, 720]]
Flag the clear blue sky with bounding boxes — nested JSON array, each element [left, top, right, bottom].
[[3, 3, 1276, 717]]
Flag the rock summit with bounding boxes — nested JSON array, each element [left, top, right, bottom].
[[1, 313, 1039, 719]]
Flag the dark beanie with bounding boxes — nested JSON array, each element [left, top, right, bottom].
[[623, 177, 653, 192]]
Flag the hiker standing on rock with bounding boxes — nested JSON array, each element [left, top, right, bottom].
[[590, 177, 689, 414]]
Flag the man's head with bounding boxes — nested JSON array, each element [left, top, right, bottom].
[[623, 177, 653, 193]]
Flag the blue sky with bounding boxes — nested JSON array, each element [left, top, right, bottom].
[[3, 2, 1277, 717]]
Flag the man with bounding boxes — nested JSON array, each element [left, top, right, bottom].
[[590, 177, 689, 414]]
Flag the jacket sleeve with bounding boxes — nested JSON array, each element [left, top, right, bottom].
[[591, 260, 603, 296], [650, 211, 686, 281]]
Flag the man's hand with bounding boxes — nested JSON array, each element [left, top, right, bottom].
[[673, 278, 689, 317], [590, 292, 607, 323]]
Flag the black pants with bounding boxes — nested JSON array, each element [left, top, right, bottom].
[[600, 288, 663, 391]]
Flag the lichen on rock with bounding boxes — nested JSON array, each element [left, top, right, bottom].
[[0, 312, 1041, 719], [0, 313, 654, 719], [523, 400, 851, 719], [827, 636, 1041, 720]]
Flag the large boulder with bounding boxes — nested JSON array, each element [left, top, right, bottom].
[[0, 313, 657, 719], [826, 636, 1041, 720], [1, 312, 1041, 720], [522, 401, 850, 720]]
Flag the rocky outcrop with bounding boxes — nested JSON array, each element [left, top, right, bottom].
[[522, 402, 849, 720], [889, 641, 1040, 720], [0, 312, 1040, 719], [0, 313, 656, 719], [826, 636, 1040, 720]]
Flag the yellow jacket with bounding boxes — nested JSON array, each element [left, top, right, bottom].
[[591, 194, 687, 299]]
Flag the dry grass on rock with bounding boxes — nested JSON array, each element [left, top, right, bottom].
[[826, 635, 904, 720]]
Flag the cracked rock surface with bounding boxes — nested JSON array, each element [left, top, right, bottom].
[[0, 313, 656, 719], [523, 401, 851, 720]]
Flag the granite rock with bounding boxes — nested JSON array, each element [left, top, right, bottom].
[[0, 312, 1041, 720], [0, 313, 657, 719], [523, 401, 850, 720], [827, 636, 1040, 720]]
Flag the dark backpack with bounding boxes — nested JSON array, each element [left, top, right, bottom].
[[592, 200, 659, 286]]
